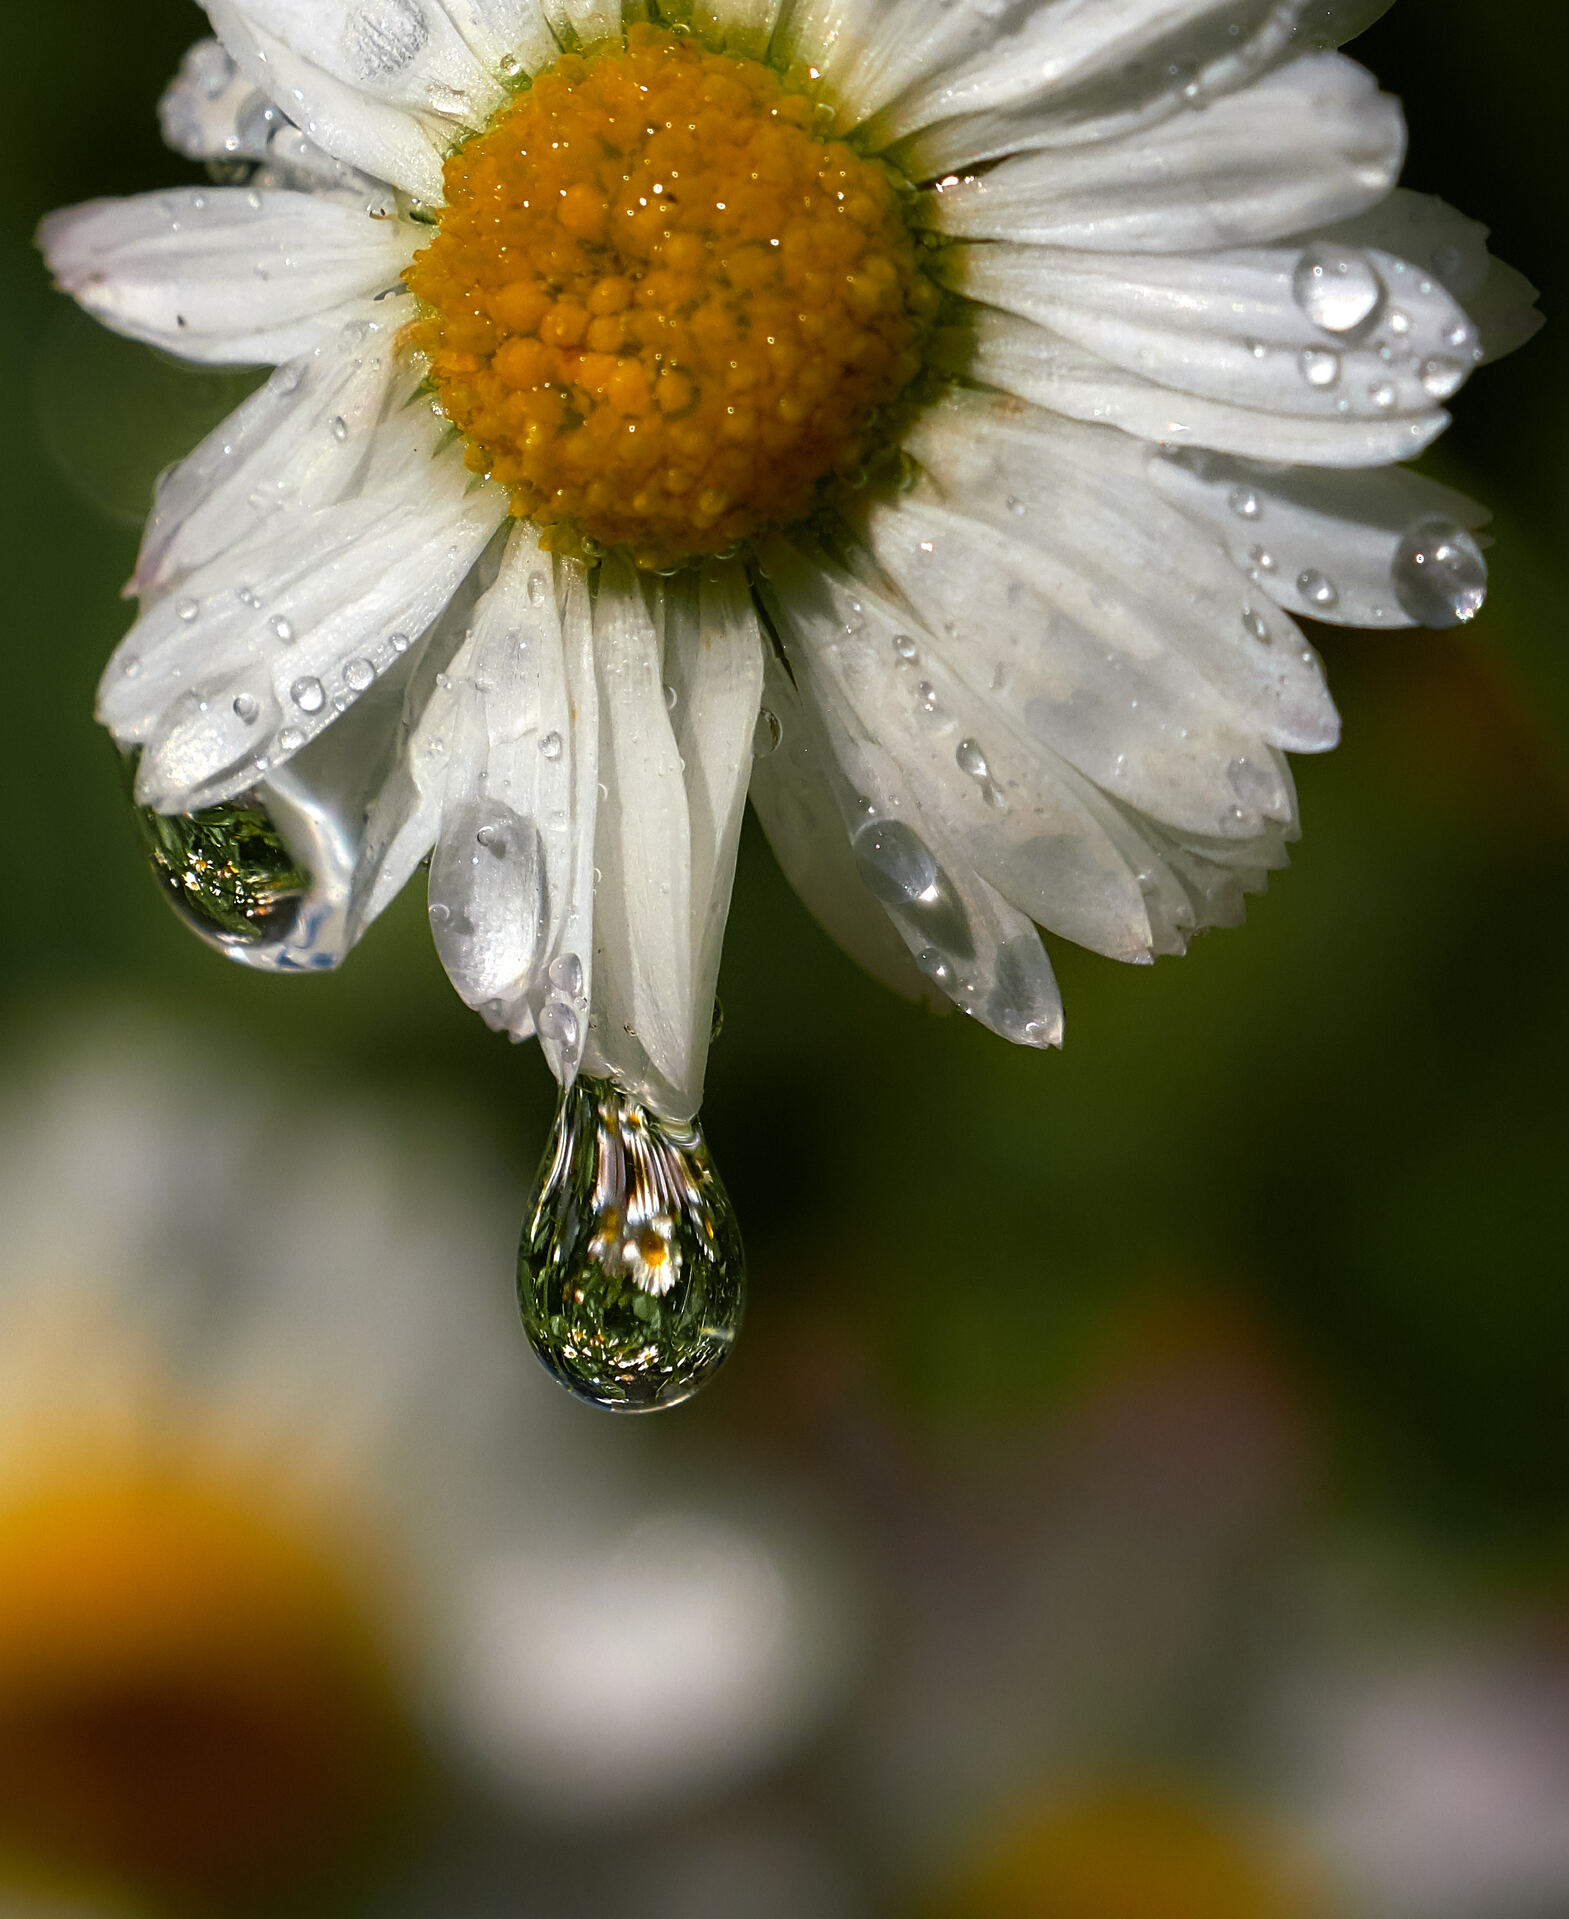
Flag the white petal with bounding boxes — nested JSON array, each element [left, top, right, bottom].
[[207, 0, 451, 200], [692, 0, 786, 53], [437, 0, 559, 75], [544, 565, 603, 1085], [1292, 0, 1394, 45], [136, 310, 411, 594], [959, 306, 1449, 467], [348, 568, 492, 939], [1148, 447, 1490, 629], [583, 560, 695, 1112], [855, 486, 1304, 841], [232, 653, 433, 971], [760, 559, 1065, 1043], [663, 563, 766, 1112], [901, 390, 1338, 751], [104, 421, 508, 811], [872, 0, 1301, 160], [38, 187, 417, 366], [944, 241, 1478, 421], [920, 55, 1402, 254], [428, 527, 576, 1037], [747, 649, 936, 1002], [1308, 189, 1545, 365], [542, 0, 624, 46], [159, 36, 399, 211], [763, 535, 1162, 962], [159, 38, 275, 162], [220, 0, 504, 126]]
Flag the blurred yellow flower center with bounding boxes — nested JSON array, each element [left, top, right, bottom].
[[0, 1468, 415, 1905], [927, 1787, 1326, 1919], [407, 23, 935, 568]]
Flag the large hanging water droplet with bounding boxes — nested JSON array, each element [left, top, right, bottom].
[[1392, 517, 1488, 627], [122, 749, 310, 949], [519, 1079, 746, 1412]]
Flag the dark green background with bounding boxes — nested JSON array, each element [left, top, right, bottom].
[[2, 1, 1565, 1553]]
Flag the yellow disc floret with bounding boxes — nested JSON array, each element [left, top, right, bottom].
[[406, 23, 935, 568]]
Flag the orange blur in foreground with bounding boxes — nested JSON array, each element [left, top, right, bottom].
[[407, 22, 934, 568]]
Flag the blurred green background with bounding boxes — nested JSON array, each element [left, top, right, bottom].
[[1, 0, 1565, 1562]]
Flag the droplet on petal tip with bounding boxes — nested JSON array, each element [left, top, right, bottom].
[[518, 1078, 746, 1412]]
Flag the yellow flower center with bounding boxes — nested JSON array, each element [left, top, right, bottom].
[[0, 1466, 416, 1905], [406, 22, 935, 569]]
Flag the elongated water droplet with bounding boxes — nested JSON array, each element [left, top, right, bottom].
[[122, 750, 309, 951], [519, 1080, 746, 1412]]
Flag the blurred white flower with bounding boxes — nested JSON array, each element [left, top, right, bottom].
[[0, 1015, 856, 1910], [825, 1313, 1569, 1919]]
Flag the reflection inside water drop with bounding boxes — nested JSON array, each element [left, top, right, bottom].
[[122, 750, 309, 950], [519, 1079, 746, 1412]]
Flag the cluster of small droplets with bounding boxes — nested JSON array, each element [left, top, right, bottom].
[[405, 23, 936, 568]]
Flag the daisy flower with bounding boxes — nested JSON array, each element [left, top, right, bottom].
[[40, 0, 1539, 1409], [0, 1017, 854, 1911]]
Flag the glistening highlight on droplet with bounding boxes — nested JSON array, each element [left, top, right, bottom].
[[518, 1079, 746, 1412]]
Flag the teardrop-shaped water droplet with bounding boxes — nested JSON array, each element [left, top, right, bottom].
[[1392, 517, 1488, 627], [1293, 242, 1385, 335], [122, 750, 309, 951], [518, 1080, 746, 1412]]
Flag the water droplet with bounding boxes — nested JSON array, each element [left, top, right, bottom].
[[519, 1080, 746, 1412], [1293, 242, 1385, 335], [1392, 516, 1487, 627], [548, 951, 584, 999], [329, 415, 349, 442], [892, 633, 920, 663], [232, 693, 260, 724], [176, 598, 200, 623], [1419, 356, 1467, 399], [1299, 347, 1342, 390], [1228, 487, 1262, 520], [663, 682, 678, 711], [915, 680, 941, 722], [1297, 570, 1340, 611], [1241, 606, 1270, 643], [276, 725, 306, 754], [1368, 380, 1398, 411], [956, 738, 1007, 810], [123, 751, 309, 952], [429, 901, 451, 926], [527, 570, 549, 606], [269, 615, 295, 643], [540, 730, 564, 761], [853, 818, 938, 904], [1387, 308, 1412, 336], [290, 676, 325, 713], [389, 630, 410, 654], [751, 707, 782, 758], [1006, 495, 1027, 516], [344, 657, 375, 692], [537, 997, 580, 1053], [1248, 546, 1278, 576]]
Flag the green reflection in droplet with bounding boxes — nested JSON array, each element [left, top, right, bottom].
[[519, 1078, 746, 1412], [123, 752, 310, 948]]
